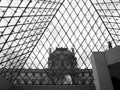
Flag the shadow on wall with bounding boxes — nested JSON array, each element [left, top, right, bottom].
[[111, 76, 120, 90], [0, 76, 11, 90]]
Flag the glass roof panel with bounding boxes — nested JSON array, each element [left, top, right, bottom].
[[0, 0, 63, 82], [91, 0, 120, 45], [26, 0, 115, 71], [0, 0, 118, 85]]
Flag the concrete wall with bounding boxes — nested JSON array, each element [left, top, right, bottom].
[[91, 52, 113, 90], [109, 62, 120, 80], [11, 85, 95, 90], [105, 46, 120, 65], [0, 76, 11, 90]]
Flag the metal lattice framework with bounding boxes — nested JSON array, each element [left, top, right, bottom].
[[0, 0, 119, 85], [0, 0, 64, 82], [91, 0, 120, 45]]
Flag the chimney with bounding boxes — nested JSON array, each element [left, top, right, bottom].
[[71, 48, 74, 54], [49, 48, 52, 54]]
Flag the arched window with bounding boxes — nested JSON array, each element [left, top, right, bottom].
[[64, 75, 72, 84]]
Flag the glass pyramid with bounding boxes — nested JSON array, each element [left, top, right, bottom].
[[0, 0, 119, 85]]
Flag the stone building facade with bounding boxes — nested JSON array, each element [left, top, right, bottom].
[[0, 48, 94, 85]]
